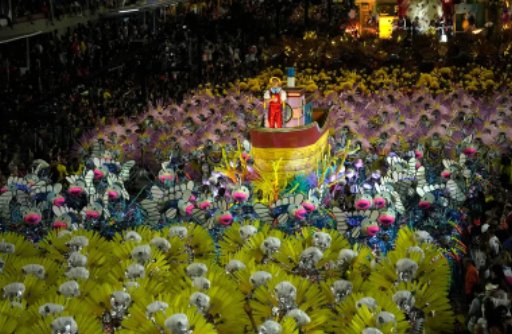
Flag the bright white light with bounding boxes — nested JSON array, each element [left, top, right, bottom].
[[408, 0, 442, 32], [440, 33, 447, 43], [119, 8, 139, 13]]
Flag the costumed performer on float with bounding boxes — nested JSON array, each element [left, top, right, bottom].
[[263, 77, 287, 128]]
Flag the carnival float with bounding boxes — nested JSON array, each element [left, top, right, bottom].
[[0, 65, 511, 333]]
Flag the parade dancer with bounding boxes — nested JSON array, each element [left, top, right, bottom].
[[263, 77, 287, 128]]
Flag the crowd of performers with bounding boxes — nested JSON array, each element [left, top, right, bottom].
[[1, 101, 511, 332], [2, 65, 512, 333], [4, 135, 500, 264]]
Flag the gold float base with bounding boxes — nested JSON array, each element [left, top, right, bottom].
[[252, 131, 330, 180]]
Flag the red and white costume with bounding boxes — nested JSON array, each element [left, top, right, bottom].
[[264, 87, 287, 128]]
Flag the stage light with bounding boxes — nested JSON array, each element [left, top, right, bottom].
[[379, 16, 395, 39]]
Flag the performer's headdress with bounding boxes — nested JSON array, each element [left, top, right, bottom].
[[269, 77, 282, 86]]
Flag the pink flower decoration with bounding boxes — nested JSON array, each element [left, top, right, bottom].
[[85, 210, 100, 219], [419, 201, 432, 209], [441, 170, 451, 178], [52, 221, 68, 229], [53, 197, 66, 207], [373, 197, 386, 209], [185, 204, 194, 215], [232, 191, 248, 202], [93, 169, 105, 180], [108, 191, 119, 200], [463, 147, 477, 156], [218, 213, 233, 226], [68, 186, 83, 195], [378, 214, 395, 226], [366, 225, 380, 237], [24, 213, 42, 225], [415, 150, 423, 159], [159, 174, 174, 183], [302, 201, 316, 212], [198, 201, 212, 210], [294, 207, 307, 219], [355, 199, 372, 210]]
